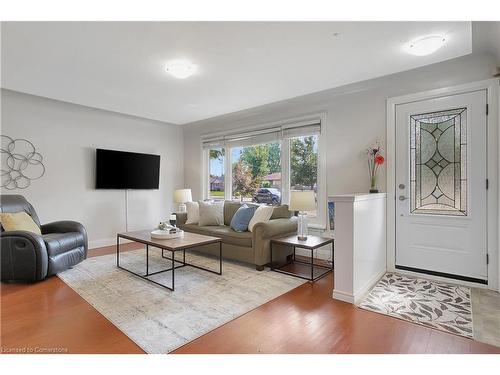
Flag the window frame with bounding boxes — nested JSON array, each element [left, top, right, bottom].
[[229, 141, 282, 203], [202, 113, 327, 228], [205, 147, 226, 201]]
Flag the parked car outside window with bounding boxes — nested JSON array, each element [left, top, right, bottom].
[[252, 188, 281, 205]]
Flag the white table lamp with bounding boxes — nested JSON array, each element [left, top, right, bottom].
[[289, 191, 316, 240], [174, 189, 192, 212]]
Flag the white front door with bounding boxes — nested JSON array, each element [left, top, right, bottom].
[[395, 90, 488, 282]]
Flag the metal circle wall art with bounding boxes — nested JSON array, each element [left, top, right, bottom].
[[1, 135, 45, 190]]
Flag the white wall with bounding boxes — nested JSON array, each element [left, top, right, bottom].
[[182, 53, 498, 201], [1, 89, 184, 248], [331, 193, 387, 304]]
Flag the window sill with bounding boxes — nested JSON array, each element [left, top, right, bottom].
[[308, 223, 326, 231]]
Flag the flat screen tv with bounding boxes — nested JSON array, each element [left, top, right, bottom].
[[95, 148, 160, 189]]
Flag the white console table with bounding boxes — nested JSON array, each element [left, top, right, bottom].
[[329, 193, 386, 304]]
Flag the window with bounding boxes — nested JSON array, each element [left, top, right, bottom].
[[231, 142, 281, 203], [290, 135, 319, 217], [208, 147, 225, 200], [202, 116, 325, 226], [410, 108, 467, 216]]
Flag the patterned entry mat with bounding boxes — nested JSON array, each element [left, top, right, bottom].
[[358, 273, 473, 338]]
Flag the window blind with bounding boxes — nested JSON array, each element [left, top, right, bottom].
[[202, 137, 225, 149], [282, 122, 321, 139], [202, 117, 321, 149]]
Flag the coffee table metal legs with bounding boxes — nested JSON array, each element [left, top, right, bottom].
[[116, 235, 222, 291], [116, 235, 177, 291], [311, 248, 314, 281], [171, 249, 175, 291], [161, 241, 222, 276]]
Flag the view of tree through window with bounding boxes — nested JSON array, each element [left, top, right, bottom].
[[207, 135, 319, 213], [209, 147, 224, 199], [290, 135, 318, 216], [232, 143, 282, 204]]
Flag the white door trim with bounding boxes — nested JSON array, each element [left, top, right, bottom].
[[386, 78, 499, 291]]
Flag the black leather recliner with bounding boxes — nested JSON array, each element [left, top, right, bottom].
[[1, 195, 88, 281]]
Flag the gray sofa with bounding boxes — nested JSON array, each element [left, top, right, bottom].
[[176, 201, 297, 270], [0, 195, 88, 281]]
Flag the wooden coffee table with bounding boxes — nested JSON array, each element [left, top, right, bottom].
[[116, 230, 222, 291]]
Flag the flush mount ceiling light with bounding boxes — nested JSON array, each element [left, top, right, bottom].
[[165, 60, 197, 79], [405, 35, 446, 56]]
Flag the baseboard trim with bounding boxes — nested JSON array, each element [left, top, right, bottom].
[[332, 268, 386, 305], [332, 290, 354, 304], [89, 237, 132, 250], [352, 268, 386, 304]]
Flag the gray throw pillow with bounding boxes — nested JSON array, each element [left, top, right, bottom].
[[198, 201, 224, 226]]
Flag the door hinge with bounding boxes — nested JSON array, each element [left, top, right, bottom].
[[487, 253, 489, 265], [486, 179, 489, 189], [486, 104, 489, 116]]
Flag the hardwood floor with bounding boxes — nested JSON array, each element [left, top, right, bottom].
[[1, 242, 144, 354], [173, 272, 499, 354], [1, 243, 498, 354]]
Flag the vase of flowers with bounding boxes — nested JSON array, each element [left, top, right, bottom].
[[367, 141, 385, 193]]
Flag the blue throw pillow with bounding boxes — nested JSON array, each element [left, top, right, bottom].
[[230, 204, 257, 232]]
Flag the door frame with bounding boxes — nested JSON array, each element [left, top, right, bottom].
[[386, 78, 499, 291]]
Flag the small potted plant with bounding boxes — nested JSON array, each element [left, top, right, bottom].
[[367, 141, 385, 193]]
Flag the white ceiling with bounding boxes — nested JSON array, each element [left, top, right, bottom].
[[1, 22, 473, 125]]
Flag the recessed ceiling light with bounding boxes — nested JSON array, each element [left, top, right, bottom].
[[405, 35, 446, 56], [165, 60, 197, 79]]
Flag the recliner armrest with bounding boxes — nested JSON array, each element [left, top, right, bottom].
[[0, 230, 48, 281], [41, 221, 88, 254]]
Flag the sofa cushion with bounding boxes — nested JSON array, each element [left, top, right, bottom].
[[181, 224, 252, 247], [198, 201, 224, 226], [230, 204, 257, 232], [43, 232, 86, 257], [271, 204, 293, 219], [185, 201, 199, 224]]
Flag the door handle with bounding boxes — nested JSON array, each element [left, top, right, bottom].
[[399, 195, 409, 201]]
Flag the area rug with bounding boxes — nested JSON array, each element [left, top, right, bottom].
[[58, 248, 305, 353], [358, 273, 473, 338]]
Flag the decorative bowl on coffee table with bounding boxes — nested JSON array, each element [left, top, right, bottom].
[[150, 229, 184, 240]]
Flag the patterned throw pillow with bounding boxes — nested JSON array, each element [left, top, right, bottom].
[[198, 201, 224, 226], [230, 204, 258, 232], [185, 202, 200, 224]]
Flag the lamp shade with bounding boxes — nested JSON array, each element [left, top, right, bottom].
[[173, 189, 192, 203], [289, 191, 316, 211]]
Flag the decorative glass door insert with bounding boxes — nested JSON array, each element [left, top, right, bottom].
[[410, 107, 467, 216]]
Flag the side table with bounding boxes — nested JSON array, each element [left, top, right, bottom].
[[270, 235, 334, 282]]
